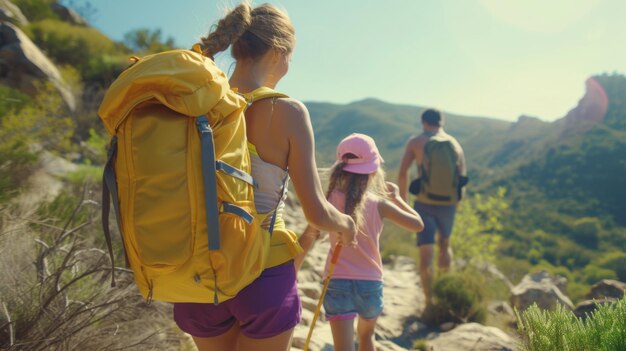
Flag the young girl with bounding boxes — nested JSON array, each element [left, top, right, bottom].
[[173, 3, 357, 351], [296, 133, 424, 351]]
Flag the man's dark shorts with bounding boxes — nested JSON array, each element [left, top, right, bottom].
[[413, 201, 457, 246]]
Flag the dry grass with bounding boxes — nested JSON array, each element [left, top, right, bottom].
[[0, 185, 190, 350]]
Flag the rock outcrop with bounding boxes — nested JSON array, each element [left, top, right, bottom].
[[510, 270, 574, 312], [574, 279, 626, 319], [555, 77, 609, 136], [0, 0, 28, 26], [586, 279, 626, 300], [427, 323, 519, 351], [0, 22, 76, 111], [50, 2, 88, 26]]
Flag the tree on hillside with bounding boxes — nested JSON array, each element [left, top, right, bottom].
[[123, 28, 176, 53]]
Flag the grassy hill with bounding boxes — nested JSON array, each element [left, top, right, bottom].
[[306, 98, 511, 176]]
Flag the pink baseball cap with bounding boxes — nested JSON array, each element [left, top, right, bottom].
[[336, 133, 384, 174]]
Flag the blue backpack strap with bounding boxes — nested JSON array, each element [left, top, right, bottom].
[[222, 203, 254, 224], [216, 160, 257, 188], [196, 116, 221, 250]]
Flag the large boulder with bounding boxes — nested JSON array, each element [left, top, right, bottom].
[[0, 22, 75, 111], [0, 0, 28, 26], [574, 279, 626, 319], [586, 279, 626, 300], [510, 270, 574, 311], [427, 323, 519, 351], [573, 299, 614, 319]]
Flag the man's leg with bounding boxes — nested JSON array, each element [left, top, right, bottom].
[[414, 202, 437, 306], [419, 244, 435, 305], [435, 204, 457, 274], [437, 237, 452, 273]]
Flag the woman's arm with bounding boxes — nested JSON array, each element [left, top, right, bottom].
[[294, 225, 321, 271], [280, 99, 357, 245], [379, 181, 424, 232]]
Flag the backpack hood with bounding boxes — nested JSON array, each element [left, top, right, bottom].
[[98, 49, 245, 135]]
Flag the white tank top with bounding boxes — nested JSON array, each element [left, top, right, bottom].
[[248, 142, 289, 230]]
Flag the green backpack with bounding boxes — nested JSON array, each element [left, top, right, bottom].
[[417, 133, 461, 205]]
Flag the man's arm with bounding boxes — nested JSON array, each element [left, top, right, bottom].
[[398, 137, 417, 201], [454, 138, 467, 176]]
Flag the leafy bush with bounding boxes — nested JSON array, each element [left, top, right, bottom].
[[0, 82, 74, 203], [412, 339, 429, 351], [25, 19, 129, 84], [516, 296, 626, 351], [581, 265, 617, 285], [123, 28, 176, 53], [451, 188, 507, 266], [12, 0, 57, 21], [0, 86, 32, 116], [597, 251, 626, 282], [427, 271, 487, 325]]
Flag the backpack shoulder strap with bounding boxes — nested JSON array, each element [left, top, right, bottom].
[[242, 87, 289, 104]]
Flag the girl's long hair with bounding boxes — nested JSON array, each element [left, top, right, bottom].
[[326, 153, 387, 230]]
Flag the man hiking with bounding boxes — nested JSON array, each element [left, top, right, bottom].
[[397, 108, 467, 305]]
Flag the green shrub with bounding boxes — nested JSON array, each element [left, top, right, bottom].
[[12, 0, 57, 21], [0, 86, 32, 116], [581, 265, 617, 285], [452, 188, 507, 266], [412, 339, 429, 351], [517, 296, 626, 351], [428, 272, 487, 325], [123, 28, 176, 53], [64, 164, 102, 187], [25, 19, 129, 83], [0, 82, 74, 203], [597, 251, 626, 281]]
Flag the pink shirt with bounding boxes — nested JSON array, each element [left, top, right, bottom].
[[324, 190, 384, 281]]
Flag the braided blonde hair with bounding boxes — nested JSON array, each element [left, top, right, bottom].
[[198, 2, 295, 60]]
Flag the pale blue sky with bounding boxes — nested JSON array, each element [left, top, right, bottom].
[[74, 0, 626, 121]]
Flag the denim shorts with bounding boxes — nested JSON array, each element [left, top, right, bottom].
[[323, 279, 384, 321], [173, 261, 300, 339]]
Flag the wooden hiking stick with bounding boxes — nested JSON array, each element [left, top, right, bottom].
[[303, 244, 343, 351]]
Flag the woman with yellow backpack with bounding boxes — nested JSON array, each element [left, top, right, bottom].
[[172, 3, 358, 351]]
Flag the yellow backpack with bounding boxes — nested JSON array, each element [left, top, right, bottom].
[[98, 46, 300, 304]]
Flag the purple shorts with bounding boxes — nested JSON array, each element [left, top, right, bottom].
[[173, 261, 301, 339]]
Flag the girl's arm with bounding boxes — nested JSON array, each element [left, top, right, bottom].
[[294, 225, 321, 271], [379, 181, 424, 232]]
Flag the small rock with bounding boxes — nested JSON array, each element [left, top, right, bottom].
[[440, 322, 455, 332]]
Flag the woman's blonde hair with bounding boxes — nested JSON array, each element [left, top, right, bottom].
[[197, 2, 295, 60], [326, 154, 387, 230]]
